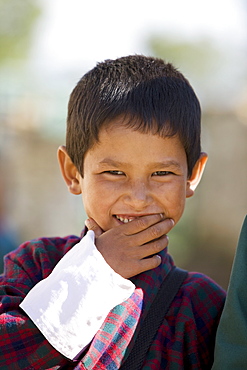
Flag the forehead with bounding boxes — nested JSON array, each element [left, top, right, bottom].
[[84, 123, 187, 168]]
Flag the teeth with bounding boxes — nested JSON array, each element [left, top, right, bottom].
[[116, 215, 135, 223]]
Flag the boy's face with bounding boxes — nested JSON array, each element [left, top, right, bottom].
[[59, 121, 207, 232]]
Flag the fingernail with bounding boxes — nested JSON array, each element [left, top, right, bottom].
[[155, 255, 162, 264], [170, 219, 175, 226], [85, 218, 91, 228]]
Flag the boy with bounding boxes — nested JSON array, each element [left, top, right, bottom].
[[0, 55, 225, 369]]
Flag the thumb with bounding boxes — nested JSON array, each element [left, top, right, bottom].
[[85, 218, 103, 238]]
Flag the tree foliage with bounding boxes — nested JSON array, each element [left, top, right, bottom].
[[147, 35, 221, 85], [0, 0, 41, 64]]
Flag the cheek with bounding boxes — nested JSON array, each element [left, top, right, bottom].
[[159, 182, 187, 219], [82, 190, 104, 215], [81, 181, 114, 222], [174, 188, 187, 220]]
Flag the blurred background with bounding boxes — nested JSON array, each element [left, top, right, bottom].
[[0, 0, 246, 289]]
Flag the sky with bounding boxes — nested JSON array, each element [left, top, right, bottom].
[[32, 0, 246, 72]]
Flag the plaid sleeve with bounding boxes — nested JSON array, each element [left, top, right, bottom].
[[0, 235, 80, 369]]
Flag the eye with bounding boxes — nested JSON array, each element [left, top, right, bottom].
[[152, 171, 172, 176], [105, 170, 125, 176]]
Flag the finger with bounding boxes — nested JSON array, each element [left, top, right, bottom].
[[120, 213, 169, 235], [123, 218, 174, 247], [139, 254, 162, 272], [125, 255, 162, 278], [85, 218, 103, 238], [139, 235, 169, 258]]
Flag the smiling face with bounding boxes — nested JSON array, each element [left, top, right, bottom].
[[58, 121, 207, 232]]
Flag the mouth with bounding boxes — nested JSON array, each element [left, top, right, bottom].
[[114, 213, 164, 224], [115, 215, 136, 223]]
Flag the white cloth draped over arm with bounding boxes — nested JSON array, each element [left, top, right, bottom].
[[20, 230, 135, 360]]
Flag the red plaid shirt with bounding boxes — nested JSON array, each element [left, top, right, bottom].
[[0, 232, 225, 369]]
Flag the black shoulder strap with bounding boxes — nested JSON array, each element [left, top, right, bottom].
[[119, 266, 188, 370]]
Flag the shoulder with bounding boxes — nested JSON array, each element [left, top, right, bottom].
[[166, 270, 225, 328], [3, 234, 81, 281], [184, 271, 225, 298], [165, 271, 225, 349], [20, 234, 80, 255], [178, 271, 226, 317]]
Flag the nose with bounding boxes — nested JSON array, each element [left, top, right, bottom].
[[122, 179, 153, 210]]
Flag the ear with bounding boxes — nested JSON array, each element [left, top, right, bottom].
[[57, 145, 82, 195], [186, 152, 208, 198]]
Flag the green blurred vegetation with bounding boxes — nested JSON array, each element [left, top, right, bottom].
[[147, 34, 247, 110], [0, 0, 41, 64], [148, 36, 219, 79]]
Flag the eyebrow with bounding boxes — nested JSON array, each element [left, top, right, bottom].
[[98, 158, 183, 170], [98, 158, 128, 167]]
